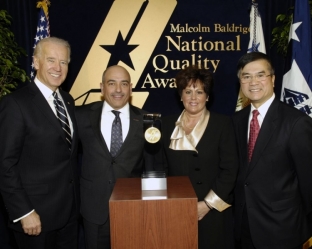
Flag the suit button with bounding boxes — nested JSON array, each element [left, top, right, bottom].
[[108, 180, 112, 184], [195, 168, 200, 171], [69, 179, 74, 183], [244, 182, 249, 187], [196, 181, 202, 185], [111, 160, 115, 164]]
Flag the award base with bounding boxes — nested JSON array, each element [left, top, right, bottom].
[[141, 171, 167, 190], [141, 177, 167, 190], [141, 190, 167, 200], [141, 171, 167, 200]]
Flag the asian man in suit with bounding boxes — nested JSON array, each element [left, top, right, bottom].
[[76, 65, 162, 249], [232, 52, 312, 249], [0, 37, 79, 249]]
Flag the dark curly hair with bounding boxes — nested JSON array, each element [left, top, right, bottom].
[[175, 65, 213, 97]]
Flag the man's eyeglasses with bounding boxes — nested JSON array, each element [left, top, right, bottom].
[[240, 74, 272, 84]]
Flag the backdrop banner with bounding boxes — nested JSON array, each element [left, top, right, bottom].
[[3, 0, 295, 116]]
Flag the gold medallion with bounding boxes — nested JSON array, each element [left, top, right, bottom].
[[144, 127, 161, 143]]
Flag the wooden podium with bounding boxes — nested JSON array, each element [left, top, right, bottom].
[[109, 176, 198, 249]]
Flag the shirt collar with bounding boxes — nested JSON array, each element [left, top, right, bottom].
[[251, 93, 275, 118], [34, 77, 60, 100], [103, 101, 130, 117]]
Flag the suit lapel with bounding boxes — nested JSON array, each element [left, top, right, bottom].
[[117, 105, 142, 156], [247, 99, 279, 174], [60, 90, 77, 153], [29, 83, 67, 142], [236, 106, 250, 177], [90, 102, 111, 155]]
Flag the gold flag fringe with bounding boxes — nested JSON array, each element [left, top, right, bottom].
[[36, 0, 50, 17]]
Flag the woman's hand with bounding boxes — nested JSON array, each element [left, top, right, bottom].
[[197, 201, 211, 220]]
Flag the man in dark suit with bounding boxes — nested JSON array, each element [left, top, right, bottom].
[[76, 65, 162, 249], [0, 37, 79, 249], [232, 52, 312, 249]]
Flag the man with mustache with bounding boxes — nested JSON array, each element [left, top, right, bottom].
[[76, 65, 161, 249]]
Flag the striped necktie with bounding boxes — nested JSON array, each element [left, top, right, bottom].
[[53, 92, 72, 150]]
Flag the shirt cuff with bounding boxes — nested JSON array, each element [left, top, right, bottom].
[[204, 190, 231, 212], [13, 210, 35, 223]]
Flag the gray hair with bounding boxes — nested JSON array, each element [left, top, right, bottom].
[[33, 37, 71, 62]]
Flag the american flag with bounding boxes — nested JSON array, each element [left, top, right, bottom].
[[30, 4, 50, 79], [247, 2, 266, 54]]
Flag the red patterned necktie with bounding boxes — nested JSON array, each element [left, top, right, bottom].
[[248, 110, 260, 162]]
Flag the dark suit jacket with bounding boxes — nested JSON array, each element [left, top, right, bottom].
[[0, 82, 79, 232], [76, 102, 159, 225], [232, 98, 312, 249]]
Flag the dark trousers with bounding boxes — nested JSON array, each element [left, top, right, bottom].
[[0, 196, 18, 249], [82, 217, 110, 249], [238, 207, 256, 249], [235, 207, 302, 249]]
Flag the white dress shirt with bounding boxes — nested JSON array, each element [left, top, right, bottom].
[[247, 93, 275, 141], [100, 102, 130, 151]]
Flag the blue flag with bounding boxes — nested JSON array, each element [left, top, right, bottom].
[[281, 0, 312, 117], [30, 6, 50, 79]]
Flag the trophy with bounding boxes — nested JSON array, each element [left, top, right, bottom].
[[141, 114, 167, 199], [143, 113, 161, 144]]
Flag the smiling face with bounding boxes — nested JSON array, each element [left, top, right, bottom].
[[181, 80, 208, 115], [239, 59, 275, 108], [33, 41, 69, 91], [100, 66, 132, 110]]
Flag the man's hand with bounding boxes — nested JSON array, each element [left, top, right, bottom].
[[20, 211, 41, 235]]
